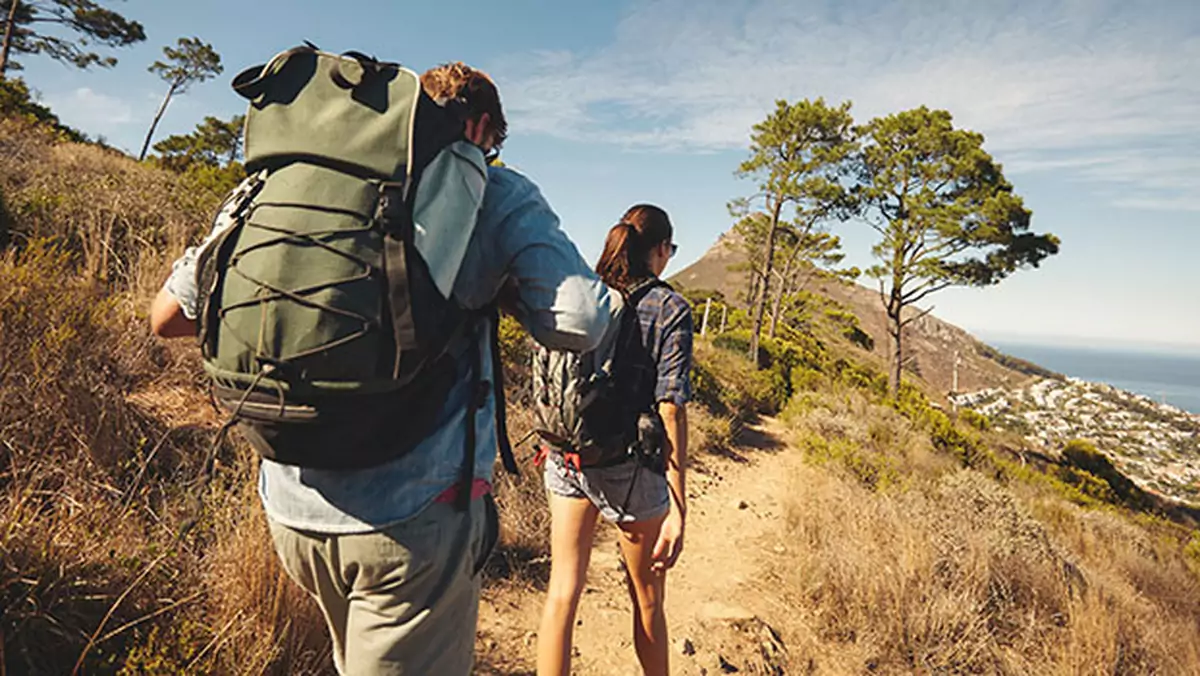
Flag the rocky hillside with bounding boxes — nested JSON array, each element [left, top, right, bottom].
[[671, 230, 1053, 397]]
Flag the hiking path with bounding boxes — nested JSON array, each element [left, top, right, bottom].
[[477, 416, 801, 675]]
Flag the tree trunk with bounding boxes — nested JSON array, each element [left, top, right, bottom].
[[139, 81, 178, 161], [745, 263, 760, 310], [889, 310, 903, 400], [768, 252, 797, 339], [749, 199, 783, 365], [0, 0, 19, 78], [885, 269, 906, 399]]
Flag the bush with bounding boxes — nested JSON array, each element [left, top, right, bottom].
[[1061, 439, 1145, 508], [892, 382, 990, 468], [0, 78, 87, 142], [696, 339, 787, 416], [798, 429, 898, 490], [0, 119, 216, 294], [831, 358, 888, 397], [959, 408, 991, 431]]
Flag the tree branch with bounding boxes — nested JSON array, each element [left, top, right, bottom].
[[902, 280, 953, 307]]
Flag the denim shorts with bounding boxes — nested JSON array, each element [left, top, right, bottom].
[[543, 451, 670, 524]]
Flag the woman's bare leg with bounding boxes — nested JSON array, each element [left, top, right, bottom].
[[537, 494, 600, 676], [617, 513, 669, 676]]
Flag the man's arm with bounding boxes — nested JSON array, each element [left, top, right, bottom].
[[463, 167, 615, 353], [150, 287, 197, 338]]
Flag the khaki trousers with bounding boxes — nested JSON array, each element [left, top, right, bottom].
[[268, 495, 499, 675]]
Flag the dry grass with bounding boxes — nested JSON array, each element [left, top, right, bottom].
[[487, 405, 553, 589], [0, 122, 332, 673], [768, 390, 1200, 675], [0, 118, 212, 300]]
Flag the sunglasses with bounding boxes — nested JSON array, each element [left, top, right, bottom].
[[669, 242, 678, 258]]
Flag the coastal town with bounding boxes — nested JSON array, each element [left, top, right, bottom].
[[953, 378, 1200, 503]]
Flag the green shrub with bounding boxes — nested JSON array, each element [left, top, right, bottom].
[[0, 78, 87, 142], [799, 430, 898, 490], [958, 408, 991, 432], [1054, 465, 1118, 504], [994, 457, 1101, 507], [832, 358, 888, 397], [1184, 533, 1200, 575], [692, 342, 780, 417], [1061, 439, 1145, 508]]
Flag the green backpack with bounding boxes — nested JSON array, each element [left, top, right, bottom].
[[195, 45, 514, 488]]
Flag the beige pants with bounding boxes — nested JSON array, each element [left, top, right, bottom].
[[268, 496, 498, 675]]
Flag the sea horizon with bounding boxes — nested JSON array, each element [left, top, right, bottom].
[[987, 340, 1200, 416]]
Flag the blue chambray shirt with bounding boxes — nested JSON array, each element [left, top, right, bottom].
[[164, 165, 615, 533]]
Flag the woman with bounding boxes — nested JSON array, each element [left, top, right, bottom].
[[537, 204, 693, 676]]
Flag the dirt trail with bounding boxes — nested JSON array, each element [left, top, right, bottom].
[[477, 417, 800, 675]]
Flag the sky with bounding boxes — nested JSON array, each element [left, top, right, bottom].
[[14, 0, 1200, 354]]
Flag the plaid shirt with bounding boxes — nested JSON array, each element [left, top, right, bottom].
[[617, 280, 694, 412]]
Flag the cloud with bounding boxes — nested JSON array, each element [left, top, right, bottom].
[[43, 87, 138, 146], [495, 0, 1200, 204]]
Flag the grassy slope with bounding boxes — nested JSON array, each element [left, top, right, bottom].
[[3, 109, 1200, 675]]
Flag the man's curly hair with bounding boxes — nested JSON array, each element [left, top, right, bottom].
[[421, 62, 508, 149]]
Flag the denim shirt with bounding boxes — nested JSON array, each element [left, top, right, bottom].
[[164, 165, 614, 533]]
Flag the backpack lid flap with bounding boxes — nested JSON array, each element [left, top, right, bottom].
[[235, 47, 420, 179], [411, 141, 487, 298]]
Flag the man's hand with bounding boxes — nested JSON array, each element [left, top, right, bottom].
[[651, 506, 685, 573]]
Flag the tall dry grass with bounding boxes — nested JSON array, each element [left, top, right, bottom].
[[771, 388, 1200, 675], [0, 118, 210, 300], [0, 121, 331, 673]]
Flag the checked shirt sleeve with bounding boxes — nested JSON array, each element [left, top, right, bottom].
[[653, 293, 694, 406]]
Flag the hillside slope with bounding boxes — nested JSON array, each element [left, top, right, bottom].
[[671, 230, 1050, 397]]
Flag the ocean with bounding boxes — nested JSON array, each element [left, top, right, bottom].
[[991, 342, 1200, 415]]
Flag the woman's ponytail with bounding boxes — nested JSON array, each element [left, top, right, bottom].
[[595, 205, 673, 294], [596, 221, 646, 293]]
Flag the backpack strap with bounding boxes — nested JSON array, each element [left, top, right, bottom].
[[489, 307, 519, 476], [458, 308, 518, 512], [612, 277, 668, 359]]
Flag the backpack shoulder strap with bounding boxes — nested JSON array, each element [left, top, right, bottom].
[[611, 277, 668, 360]]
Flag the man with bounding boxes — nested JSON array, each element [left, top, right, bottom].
[[150, 61, 614, 674]]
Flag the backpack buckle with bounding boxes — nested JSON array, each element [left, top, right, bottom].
[[375, 181, 408, 235]]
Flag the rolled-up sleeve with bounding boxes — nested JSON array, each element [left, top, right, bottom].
[[463, 166, 614, 353], [654, 296, 694, 405], [160, 176, 252, 320], [163, 245, 202, 319]]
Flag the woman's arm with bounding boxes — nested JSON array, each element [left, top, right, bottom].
[[652, 400, 687, 572], [649, 291, 694, 572]]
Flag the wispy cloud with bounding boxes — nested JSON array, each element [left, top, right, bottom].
[[495, 0, 1200, 204], [45, 87, 136, 129]]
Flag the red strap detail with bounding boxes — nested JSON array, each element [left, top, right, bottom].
[[434, 478, 492, 504], [563, 451, 582, 473]]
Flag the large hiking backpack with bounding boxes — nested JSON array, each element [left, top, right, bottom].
[[194, 45, 511, 483], [531, 279, 667, 470]]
